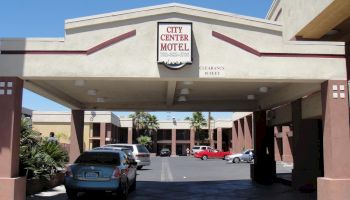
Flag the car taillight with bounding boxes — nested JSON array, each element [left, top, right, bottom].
[[112, 167, 121, 179], [65, 166, 73, 177]]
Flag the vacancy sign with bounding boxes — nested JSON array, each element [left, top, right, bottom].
[[157, 23, 192, 69]]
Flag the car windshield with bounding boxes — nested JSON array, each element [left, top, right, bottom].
[[75, 152, 120, 165], [123, 149, 134, 158], [192, 147, 200, 150], [137, 145, 149, 153]]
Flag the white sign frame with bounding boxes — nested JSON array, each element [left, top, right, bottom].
[[157, 22, 192, 70]]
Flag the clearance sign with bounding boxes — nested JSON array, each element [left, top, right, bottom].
[[157, 22, 192, 69]]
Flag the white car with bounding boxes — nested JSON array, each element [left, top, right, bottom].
[[226, 149, 254, 163], [191, 145, 213, 155], [105, 144, 151, 169]]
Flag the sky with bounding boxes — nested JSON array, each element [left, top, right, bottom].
[[1, 0, 273, 120]]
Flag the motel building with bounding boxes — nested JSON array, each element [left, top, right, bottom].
[[1, 0, 350, 199], [31, 111, 236, 156]]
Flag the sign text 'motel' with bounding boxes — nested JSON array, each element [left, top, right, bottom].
[[158, 22, 192, 69]]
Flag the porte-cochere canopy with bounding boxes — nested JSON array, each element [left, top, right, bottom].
[[0, 3, 346, 112]]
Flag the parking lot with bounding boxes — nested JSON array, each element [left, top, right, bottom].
[[28, 157, 315, 200]]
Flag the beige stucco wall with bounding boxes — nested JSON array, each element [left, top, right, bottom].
[[283, 0, 334, 40], [0, 4, 345, 82], [32, 122, 91, 151], [32, 111, 120, 126], [269, 93, 322, 126], [214, 120, 233, 128]]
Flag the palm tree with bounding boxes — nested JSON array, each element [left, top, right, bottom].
[[185, 112, 207, 145], [129, 112, 160, 135], [146, 114, 159, 136], [129, 111, 148, 136]]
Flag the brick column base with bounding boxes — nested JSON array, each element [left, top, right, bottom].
[[318, 178, 350, 200], [282, 154, 293, 163]]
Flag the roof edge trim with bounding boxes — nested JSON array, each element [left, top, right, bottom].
[[65, 3, 281, 30], [212, 31, 345, 58]]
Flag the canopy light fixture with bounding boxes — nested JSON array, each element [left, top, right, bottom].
[[178, 96, 187, 102], [180, 88, 190, 95], [247, 94, 255, 100], [183, 81, 193, 85], [326, 29, 340, 36], [74, 80, 85, 87], [87, 89, 97, 96], [96, 97, 105, 103], [259, 86, 268, 93]]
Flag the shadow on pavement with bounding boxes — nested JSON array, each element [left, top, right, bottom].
[[27, 180, 316, 200]]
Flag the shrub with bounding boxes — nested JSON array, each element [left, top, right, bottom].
[[19, 118, 69, 180]]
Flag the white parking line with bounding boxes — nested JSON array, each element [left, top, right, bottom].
[[160, 158, 174, 182], [165, 158, 174, 182], [161, 158, 166, 182]]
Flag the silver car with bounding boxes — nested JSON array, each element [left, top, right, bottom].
[[64, 150, 137, 200], [226, 149, 254, 163], [105, 144, 151, 170], [94, 146, 136, 162]]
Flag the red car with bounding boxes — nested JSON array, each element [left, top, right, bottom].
[[194, 149, 232, 160]]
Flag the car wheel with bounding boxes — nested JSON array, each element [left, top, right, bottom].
[[233, 157, 240, 163], [202, 155, 208, 160], [66, 189, 78, 200], [129, 178, 136, 192], [118, 181, 129, 200], [137, 166, 143, 170]]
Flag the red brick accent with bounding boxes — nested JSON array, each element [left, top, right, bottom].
[[244, 115, 253, 149], [282, 126, 293, 163], [190, 128, 195, 149], [100, 123, 106, 146], [237, 119, 245, 151], [128, 127, 133, 144], [232, 121, 239, 153], [321, 80, 350, 178], [212, 31, 345, 58], [69, 110, 84, 163], [217, 128, 222, 151], [171, 129, 176, 156], [0, 77, 23, 177]]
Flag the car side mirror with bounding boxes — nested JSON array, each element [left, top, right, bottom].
[[128, 160, 137, 166]]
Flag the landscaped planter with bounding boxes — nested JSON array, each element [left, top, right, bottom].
[[26, 172, 65, 195]]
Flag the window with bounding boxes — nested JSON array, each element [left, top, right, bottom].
[[75, 152, 120, 165], [137, 145, 149, 153]]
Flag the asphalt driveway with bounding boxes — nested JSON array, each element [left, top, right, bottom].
[[27, 157, 316, 200]]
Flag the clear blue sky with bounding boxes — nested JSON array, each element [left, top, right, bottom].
[[2, 0, 273, 120]]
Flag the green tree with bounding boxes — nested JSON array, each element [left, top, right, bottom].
[[146, 114, 159, 136], [129, 112, 148, 136], [136, 135, 152, 148], [185, 112, 208, 145], [129, 112, 159, 136]]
